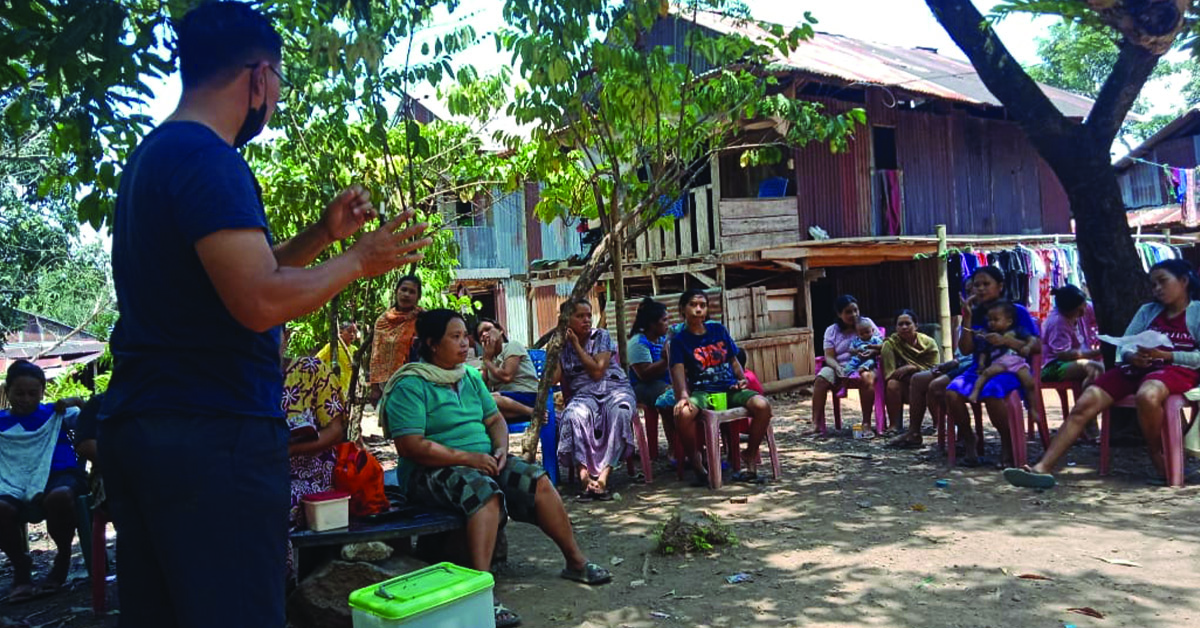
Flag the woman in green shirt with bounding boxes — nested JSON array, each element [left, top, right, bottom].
[[381, 309, 610, 627]]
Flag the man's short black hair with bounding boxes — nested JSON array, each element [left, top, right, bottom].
[[174, 1, 282, 89]]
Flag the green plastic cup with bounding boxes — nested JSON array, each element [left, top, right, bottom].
[[710, 392, 728, 411]]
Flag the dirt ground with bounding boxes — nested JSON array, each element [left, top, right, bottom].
[[3, 390, 1199, 628]]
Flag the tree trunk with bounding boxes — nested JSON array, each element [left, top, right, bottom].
[[520, 202, 659, 461], [611, 201, 630, 370], [1058, 162, 1152, 335]]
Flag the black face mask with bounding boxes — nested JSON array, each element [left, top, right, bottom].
[[233, 73, 268, 148]]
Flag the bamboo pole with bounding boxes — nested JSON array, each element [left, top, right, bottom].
[[936, 225, 952, 361]]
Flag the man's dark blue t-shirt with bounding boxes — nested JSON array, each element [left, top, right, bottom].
[[103, 121, 283, 421], [668, 321, 739, 393]]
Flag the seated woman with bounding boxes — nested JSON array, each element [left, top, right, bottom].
[[663, 289, 774, 485], [888, 281, 979, 449], [880, 310, 940, 439], [0, 360, 87, 602], [557, 299, 637, 499], [381, 310, 610, 627], [1006, 260, 1200, 488], [1040, 284, 1103, 388], [627, 298, 673, 441], [966, 301, 1039, 419], [282, 345, 347, 529], [944, 266, 1040, 467], [474, 318, 541, 420], [812, 294, 880, 435]]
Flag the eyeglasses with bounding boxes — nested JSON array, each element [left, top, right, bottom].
[[244, 62, 292, 100]]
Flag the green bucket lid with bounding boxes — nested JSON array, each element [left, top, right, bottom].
[[348, 562, 494, 620]]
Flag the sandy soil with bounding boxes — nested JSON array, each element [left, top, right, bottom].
[[4, 391, 1199, 628]]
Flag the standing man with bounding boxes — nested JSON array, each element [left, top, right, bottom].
[[99, 3, 430, 627]]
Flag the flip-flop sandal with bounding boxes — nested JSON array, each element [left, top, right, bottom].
[[886, 437, 923, 449], [494, 603, 522, 628], [5, 584, 36, 604], [1145, 477, 1169, 487], [1003, 467, 1056, 489], [561, 562, 612, 585], [730, 470, 765, 484], [591, 490, 614, 502], [690, 470, 710, 488], [574, 491, 595, 502]]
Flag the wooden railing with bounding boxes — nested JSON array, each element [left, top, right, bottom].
[[633, 184, 718, 262]]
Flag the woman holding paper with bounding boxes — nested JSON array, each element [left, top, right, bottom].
[[1006, 259, 1200, 488]]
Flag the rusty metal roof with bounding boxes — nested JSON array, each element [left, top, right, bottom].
[[684, 10, 1094, 118]]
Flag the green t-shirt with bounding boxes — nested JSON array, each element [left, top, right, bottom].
[[384, 366, 499, 488]]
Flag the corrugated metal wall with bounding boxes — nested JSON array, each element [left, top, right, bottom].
[[490, 190, 528, 273], [540, 218, 582, 262], [1155, 136, 1200, 169], [1119, 163, 1165, 209], [793, 96, 872, 238], [789, 90, 1070, 239], [500, 278, 530, 346], [820, 258, 941, 333]]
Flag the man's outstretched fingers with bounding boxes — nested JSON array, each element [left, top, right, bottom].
[[381, 209, 416, 232], [393, 222, 429, 243]]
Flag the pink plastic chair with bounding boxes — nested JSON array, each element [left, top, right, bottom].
[[697, 407, 782, 489], [814, 327, 887, 435], [1031, 359, 1070, 446], [1101, 394, 1189, 487], [639, 403, 685, 480]]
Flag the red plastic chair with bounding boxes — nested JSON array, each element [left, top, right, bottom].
[[1031, 359, 1071, 445], [697, 407, 782, 489], [1101, 394, 1190, 487]]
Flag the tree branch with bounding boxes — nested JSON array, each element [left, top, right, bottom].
[[1085, 40, 1165, 147], [924, 0, 1070, 137]]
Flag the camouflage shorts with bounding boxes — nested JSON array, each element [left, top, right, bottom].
[[408, 456, 546, 525]]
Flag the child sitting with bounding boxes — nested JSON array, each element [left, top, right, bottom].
[[844, 319, 883, 374], [968, 302, 1039, 427]]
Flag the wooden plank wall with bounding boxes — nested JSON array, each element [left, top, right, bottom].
[[725, 287, 800, 340], [601, 288, 723, 335], [632, 184, 718, 263], [718, 197, 801, 252], [742, 330, 814, 381]]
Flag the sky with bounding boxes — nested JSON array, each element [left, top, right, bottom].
[[135, 0, 1058, 125], [93, 0, 1184, 247]]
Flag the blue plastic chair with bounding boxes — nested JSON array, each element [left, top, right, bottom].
[[507, 348, 558, 484], [757, 176, 788, 198]]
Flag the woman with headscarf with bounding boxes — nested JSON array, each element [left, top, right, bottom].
[[369, 274, 423, 404], [381, 309, 610, 627]]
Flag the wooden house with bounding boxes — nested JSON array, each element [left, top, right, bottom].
[[1116, 108, 1200, 230], [529, 10, 1100, 386]]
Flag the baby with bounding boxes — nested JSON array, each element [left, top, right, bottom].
[[968, 302, 1039, 426], [844, 319, 883, 374]]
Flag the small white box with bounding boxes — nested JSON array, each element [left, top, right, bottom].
[[302, 491, 350, 532]]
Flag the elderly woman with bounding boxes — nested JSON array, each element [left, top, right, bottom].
[[812, 295, 880, 435], [0, 360, 86, 601], [382, 309, 610, 627], [474, 317, 541, 419], [369, 274, 423, 404], [943, 266, 1040, 467], [557, 298, 637, 500], [879, 310, 941, 435], [1007, 260, 1200, 488]]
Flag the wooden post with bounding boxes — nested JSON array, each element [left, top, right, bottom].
[[525, 280, 535, 345], [710, 155, 723, 254], [936, 224, 952, 361], [801, 261, 814, 330]]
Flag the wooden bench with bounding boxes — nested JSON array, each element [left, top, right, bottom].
[[288, 470, 465, 576]]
